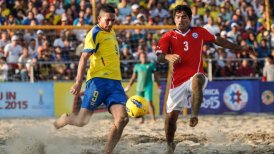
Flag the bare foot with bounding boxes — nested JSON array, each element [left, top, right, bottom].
[[54, 113, 68, 129], [165, 142, 176, 154], [189, 117, 198, 127]]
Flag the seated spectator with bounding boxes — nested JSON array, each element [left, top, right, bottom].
[[22, 11, 39, 25], [84, 6, 93, 25], [118, 0, 131, 19], [73, 10, 88, 25], [75, 34, 85, 57], [262, 56, 274, 82], [227, 23, 240, 43], [28, 38, 38, 58], [257, 39, 270, 58], [203, 16, 220, 35], [0, 31, 10, 53], [235, 59, 254, 77], [53, 32, 66, 48], [150, 3, 170, 19]]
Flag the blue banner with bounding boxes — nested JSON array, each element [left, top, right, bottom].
[[161, 80, 273, 114], [259, 82, 274, 112], [0, 82, 54, 117], [197, 81, 260, 114]]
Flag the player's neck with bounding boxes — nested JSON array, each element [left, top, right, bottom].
[[97, 24, 111, 32], [177, 27, 191, 34]]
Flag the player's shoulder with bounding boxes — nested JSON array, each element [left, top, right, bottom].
[[191, 27, 208, 33], [89, 25, 102, 35]]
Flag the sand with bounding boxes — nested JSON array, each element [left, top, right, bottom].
[[0, 113, 274, 154]]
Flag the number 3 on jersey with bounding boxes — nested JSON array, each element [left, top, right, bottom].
[[183, 41, 189, 51]]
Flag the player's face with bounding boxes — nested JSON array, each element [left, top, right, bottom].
[[174, 11, 191, 32], [140, 53, 147, 64], [98, 12, 116, 32]]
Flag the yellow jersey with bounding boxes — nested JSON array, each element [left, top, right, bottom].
[[84, 25, 121, 81]]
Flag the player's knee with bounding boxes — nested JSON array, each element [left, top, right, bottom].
[[165, 116, 177, 128], [192, 74, 205, 90], [115, 115, 129, 128]]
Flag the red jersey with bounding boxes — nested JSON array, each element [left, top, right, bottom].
[[156, 27, 215, 89]]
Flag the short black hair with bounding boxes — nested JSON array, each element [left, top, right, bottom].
[[173, 5, 192, 19], [100, 4, 115, 14]]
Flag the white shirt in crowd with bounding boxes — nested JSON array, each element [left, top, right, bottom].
[[4, 43, 22, 63]]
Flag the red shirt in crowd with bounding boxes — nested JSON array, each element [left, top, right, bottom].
[[156, 27, 215, 89]]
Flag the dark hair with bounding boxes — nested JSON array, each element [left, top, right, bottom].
[[100, 4, 115, 14], [173, 5, 192, 19]]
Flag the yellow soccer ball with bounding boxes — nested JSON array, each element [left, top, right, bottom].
[[126, 95, 149, 118]]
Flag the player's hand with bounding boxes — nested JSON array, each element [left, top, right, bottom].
[[70, 83, 82, 95], [124, 86, 130, 92], [157, 85, 162, 94], [242, 45, 256, 56], [165, 54, 181, 64]]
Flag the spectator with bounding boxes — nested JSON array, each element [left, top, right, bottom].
[[84, 7, 93, 24], [45, 3, 61, 25], [0, 57, 9, 82], [227, 23, 240, 43], [31, 7, 44, 24], [22, 11, 39, 25], [4, 35, 22, 69], [262, 55, 274, 82], [73, 10, 88, 25], [75, 34, 85, 57], [28, 38, 38, 58], [118, 0, 131, 18], [18, 47, 31, 81], [257, 38, 270, 58], [53, 31, 66, 48], [236, 59, 254, 77], [0, 31, 10, 53], [35, 30, 45, 49], [270, 24, 274, 48], [131, 4, 140, 21], [150, 3, 170, 19], [203, 16, 220, 35]]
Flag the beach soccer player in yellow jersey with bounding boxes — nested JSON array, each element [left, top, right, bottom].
[[54, 4, 129, 154]]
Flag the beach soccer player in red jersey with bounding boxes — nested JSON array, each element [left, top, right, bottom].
[[155, 5, 255, 153]]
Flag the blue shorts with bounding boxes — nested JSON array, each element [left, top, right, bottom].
[[81, 78, 127, 111]]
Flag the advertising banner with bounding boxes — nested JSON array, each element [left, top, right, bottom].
[[0, 82, 54, 117], [54, 82, 160, 117], [259, 82, 274, 112], [161, 80, 267, 115]]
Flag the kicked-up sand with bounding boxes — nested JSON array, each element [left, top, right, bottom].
[[0, 113, 274, 154]]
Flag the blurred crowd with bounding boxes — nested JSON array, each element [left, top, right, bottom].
[[0, 0, 273, 82]]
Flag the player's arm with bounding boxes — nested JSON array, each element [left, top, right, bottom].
[[70, 52, 92, 95], [157, 53, 181, 64], [124, 72, 137, 92], [214, 36, 255, 55]]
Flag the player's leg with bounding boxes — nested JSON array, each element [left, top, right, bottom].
[[165, 82, 188, 153], [54, 78, 104, 129], [137, 91, 146, 123], [145, 87, 156, 121], [104, 104, 129, 154], [189, 73, 207, 127], [54, 108, 93, 129], [104, 80, 129, 154], [165, 110, 180, 154]]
